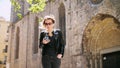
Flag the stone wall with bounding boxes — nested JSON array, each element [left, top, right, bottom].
[[9, 0, 120, 68], [8, 13, 42, 68]]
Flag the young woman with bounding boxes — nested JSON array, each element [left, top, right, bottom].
[[39, 15, 65, 68]]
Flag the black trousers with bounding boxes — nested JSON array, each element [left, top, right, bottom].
[[42, 55, 61, 68]]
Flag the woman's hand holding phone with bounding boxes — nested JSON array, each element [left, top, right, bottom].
[[42, 39, 50, 44]]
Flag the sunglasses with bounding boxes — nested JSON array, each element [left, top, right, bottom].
[[44, 23, 53, 25]]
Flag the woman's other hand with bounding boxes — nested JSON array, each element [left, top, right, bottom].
[[57, 54, 62, 59]]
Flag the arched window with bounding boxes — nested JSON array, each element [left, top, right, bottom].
[[15, 27, 20, 59], [33, 17, 39, 54], [58, 3, 66, 44]]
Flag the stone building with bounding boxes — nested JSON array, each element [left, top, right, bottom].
[[0, 17, 9, 68], [9, 0, 120, 68]]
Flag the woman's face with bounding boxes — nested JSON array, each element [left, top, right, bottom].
[[44, 19, 54, 30]]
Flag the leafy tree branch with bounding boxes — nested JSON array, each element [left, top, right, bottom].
[[10, 0, 46, 19]]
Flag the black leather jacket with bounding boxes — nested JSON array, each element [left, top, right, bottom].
[[39, 29, 65, 57]]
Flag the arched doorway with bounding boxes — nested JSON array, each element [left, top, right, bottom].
[[82, 14, 120, 68], [58, 3, 66, 44]]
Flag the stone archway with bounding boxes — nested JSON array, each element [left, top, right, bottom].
[[82, 14, 120, 68]]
